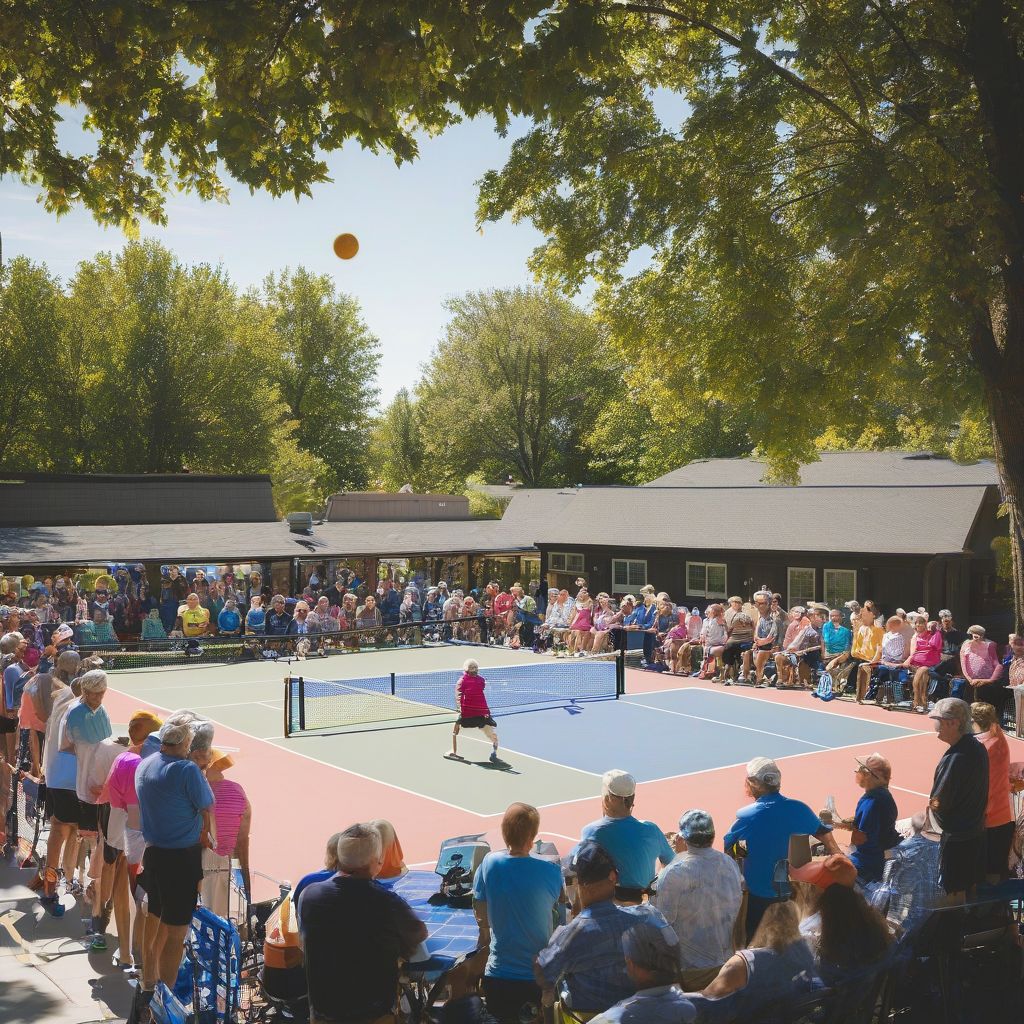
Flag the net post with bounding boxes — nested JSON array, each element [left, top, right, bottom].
[[391, 672, 397, 696], [298, 676, 306, 733], [283, 676, 291, 738], [616, 650, 625, 697]]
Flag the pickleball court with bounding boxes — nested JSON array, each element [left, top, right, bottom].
[[97, 643, 998, 899]]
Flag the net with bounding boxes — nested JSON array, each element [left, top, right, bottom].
[[285, 652, 622, 735], [2, 769, 46, 867]]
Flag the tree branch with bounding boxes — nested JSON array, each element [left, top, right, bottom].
[[615, 2, 880, 143]]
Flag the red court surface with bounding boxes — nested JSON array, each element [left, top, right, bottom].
[[104, 671, 1024, 897]]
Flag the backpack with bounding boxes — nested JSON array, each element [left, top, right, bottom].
[[813, 671, 834, 702]]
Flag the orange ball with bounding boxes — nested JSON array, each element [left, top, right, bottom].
[[333, 233, 359, 259]]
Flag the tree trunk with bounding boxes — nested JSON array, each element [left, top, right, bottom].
[[988, 381, 1024, 633]]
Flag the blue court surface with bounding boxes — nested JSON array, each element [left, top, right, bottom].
[[488, 687, 923, 782]]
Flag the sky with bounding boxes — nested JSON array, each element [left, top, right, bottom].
[[1, 114, 549, 407]]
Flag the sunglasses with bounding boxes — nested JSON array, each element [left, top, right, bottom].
[[856, 763, 882, 780]]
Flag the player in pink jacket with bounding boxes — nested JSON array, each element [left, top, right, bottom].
[[445, 659, 500, 763]]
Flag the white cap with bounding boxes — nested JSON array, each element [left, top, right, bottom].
[[602, 769, 636, 798], [746, 756, 782, 787]]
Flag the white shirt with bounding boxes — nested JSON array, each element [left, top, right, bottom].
[[651, 846, 743, 970]]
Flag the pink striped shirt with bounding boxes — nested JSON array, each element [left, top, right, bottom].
[[210, 778, 248, 858]]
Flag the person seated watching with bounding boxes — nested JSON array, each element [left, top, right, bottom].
[[904, 617, 942, 713], [140, 609, 167, 644], [244, 595, 266, 635], [590, 594, 622, 655], [774, 608, 823, 689], [822, 607, 853, 680], [661, 611, 691, 673], [868, 616, 907, 703], [810, 871, 892, 986], [721, 609, 754, 684], [178, 594, 209, 639], [589, 918, 696, 1024], [579, 770, 674, 904], [961, 625, 1007, 713], [688, 901, 814, 1020], [694, 604, 727, 679], [369, 818, 407, 880], [90, 609, 119, 647], [934, 610, 965, 694], [540, 588, 574, 652], [216, 598, 242, 638], [851, 607, 884, 702], [771, 606, 806, 687], [748, 592, 779, 687], [472, 803, 564, 1024], [868, 811, 942, 935], [647, 597, 676, 668], [299, 823, 427, 1024], [567, 589, 595, 656], [652, 810, 743, 991], [535, 841, 653, 1019]]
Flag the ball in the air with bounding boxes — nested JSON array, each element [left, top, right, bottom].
[[333, 233, 359, 259]]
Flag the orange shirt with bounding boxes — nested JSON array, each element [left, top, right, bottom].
[[979, 729, 1013, 828], [379, 837, 406, 880]]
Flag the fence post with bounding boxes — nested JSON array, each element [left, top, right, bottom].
[[298, 676, 306, 733], [616, 650, 625, 697], [284, 676, 290, 738], [390, 672, 397, 696]]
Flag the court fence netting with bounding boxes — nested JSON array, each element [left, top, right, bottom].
[[284, 649, 625, 736], [73, 614, 518, 673]]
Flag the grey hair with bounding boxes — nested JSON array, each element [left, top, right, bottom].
[[190, 720, 216, 755], [78, 669, 108, 694], [934, 697, 973, 736], [335, 823, 382, 872], [55, 650, 82, 683], [0, 631, 23, 655]]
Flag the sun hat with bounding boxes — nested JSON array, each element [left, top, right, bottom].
[[746, 756, 782, 787], [602, 768, 636, 798], [790, 854, 857, 889]]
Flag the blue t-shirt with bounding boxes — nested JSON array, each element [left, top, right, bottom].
[[293, 868, 333, 924], [218, 609, 241, 633], [472, 852, 563, 980], [3, 663, 30, 711], [135, 751, 214, 848], [578, 816, 675, 890], [849, 786, 900, 882], [722, 792, 830, 898], [64, 701, 113, 746], [822, 622, 853, 657]]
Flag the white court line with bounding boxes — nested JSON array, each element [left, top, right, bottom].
[[185, 699, 283, 711], [531, 731, 930, 812], [107, 685, 488, 819], [891, 785, 931, 799], [458, 733, 603, 779], [624, 698, 832, 749], [624, 681, 929, 734]]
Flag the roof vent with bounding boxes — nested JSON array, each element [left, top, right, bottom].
[[287, 512, 314, 534]]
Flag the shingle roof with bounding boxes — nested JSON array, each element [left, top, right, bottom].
[[645, 452, 999, 488], [500, 485, 992, 555], [0, 518, 534, 565]]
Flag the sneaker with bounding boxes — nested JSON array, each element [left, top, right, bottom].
[[736, 675, 748, 685], [90, 932, 107, 952], [489, 751, 499, 764], [723, 678, 732, 686]]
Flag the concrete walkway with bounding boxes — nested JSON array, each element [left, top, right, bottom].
[[0, 858, 132, 1023]]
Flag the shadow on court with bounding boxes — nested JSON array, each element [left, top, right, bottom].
[[443, 753, 520, 774]]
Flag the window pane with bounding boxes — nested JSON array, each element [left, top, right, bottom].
[[706, 564, 727, 597], [788, 567, 816, 606], [567, 554, 585, 573], [824, 569, 856, 608], [550, 553, 565, 571], [628, 561, 647, 587], [686, 562, 706, 594], [612, 560, 629, 588]]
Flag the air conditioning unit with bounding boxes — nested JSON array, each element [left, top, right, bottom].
[[286, 512, 314, 534]]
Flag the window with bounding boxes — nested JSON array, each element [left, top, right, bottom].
[[787, 567, 816, 608], [548, 551, 585, 573], [824, 569, 857, 609], [612, 559, 648, 590], [686, 561, 728, 599]]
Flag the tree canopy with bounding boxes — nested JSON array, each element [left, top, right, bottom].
[[5, 2, 1023, 620]]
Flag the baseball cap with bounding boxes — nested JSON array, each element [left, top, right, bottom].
[[746, 757, 782, 787], [938, 609, 953, 619], [854, 752, 891, 780], [678, 809, 715, 844], [928, 697, 969, 721], [790, 854, 857, 889], [602, 769, 636, 798], [622, 918, 681, 974], [571, 841, 617, 884]]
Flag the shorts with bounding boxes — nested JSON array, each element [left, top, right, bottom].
[[456, 716, 497, 729], [0, 715, 17, 735], [986, 821, 1014, 877], [47, 787, 80, 825], [138, 844, 204, 926], [78, 801, 100, 833]]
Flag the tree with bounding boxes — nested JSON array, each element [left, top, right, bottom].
[[366, 388, 430, 491], [7, 3, 1024, 624], [0, 257, 75, 470], [417, 288, 623, 488], [261, 268, 380, 489]]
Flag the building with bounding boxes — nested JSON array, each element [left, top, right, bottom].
[[516, 452, 1006, 628]]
